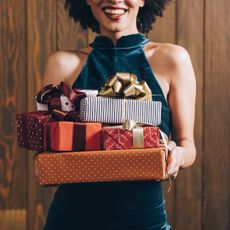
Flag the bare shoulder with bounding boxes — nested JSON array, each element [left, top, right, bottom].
[[144, 42, 195, 85], [145, 42, 191, 70], [42, 47, 92, 86]]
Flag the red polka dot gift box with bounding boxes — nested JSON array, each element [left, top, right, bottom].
[[16, 111, 54, 152], [35, 147, 167, 186]]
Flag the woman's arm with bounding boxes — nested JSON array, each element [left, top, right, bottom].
[[166, 45, 197, 177]]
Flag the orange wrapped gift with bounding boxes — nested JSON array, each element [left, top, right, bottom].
[[36, 147, 167, 185], [44, 121, 102, 151]]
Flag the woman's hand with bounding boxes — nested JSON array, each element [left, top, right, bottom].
[[166, 141, 185, 180]]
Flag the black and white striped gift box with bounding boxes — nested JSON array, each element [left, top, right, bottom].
[[80, 97, 162, 125]]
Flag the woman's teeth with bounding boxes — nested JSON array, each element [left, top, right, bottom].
[[104, 8, 126, 15]]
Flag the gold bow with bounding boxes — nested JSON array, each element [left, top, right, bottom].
[[98, 73, 152, 101]]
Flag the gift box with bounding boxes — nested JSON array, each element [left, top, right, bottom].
[[45, 121, 102, 151], [36, 82, 98, 112], [101, 126, 160, 150], [16, 111, 53, 152], [35, 147, 167, 185], [16, 111, 80, 152], [80, 97, 162, 125]]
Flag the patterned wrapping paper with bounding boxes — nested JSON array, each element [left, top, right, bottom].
[[44, 121, 102, 151], [101, 126, 160, 150], [16, 111, 53, 152], [36, 147, 167, 185], [80, 97, 162, 125]]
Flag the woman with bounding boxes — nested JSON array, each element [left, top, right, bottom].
[[42, 0, 196, 229]]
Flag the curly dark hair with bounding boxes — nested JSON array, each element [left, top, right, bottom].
[[64, 0, 172, 33]]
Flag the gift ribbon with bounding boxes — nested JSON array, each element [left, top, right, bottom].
[[45, 122, 89, 151], [132, 127, 144, 148], [106, 119, 158, 149], [98, 73, 152, 101], [72, 123, 86, 151], [50, 109, 79, 122], [122, 119, 144, 148], [36, 82, 86, 112], [159, 129, 172, 193]]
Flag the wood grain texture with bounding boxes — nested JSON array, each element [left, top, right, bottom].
[[175, 1, 204, 229], [203, 0, 230, 229], [27, 0, 56, 110], [147, 2, 176, 228], [0, 210, 26, 230], [0, 0, 27, 212], [26, 1, 57, 229], [1, 1, 230, 230], [57, 0, 87, 50], [175, 200, 201, 229], [148, 2, 176, 43]]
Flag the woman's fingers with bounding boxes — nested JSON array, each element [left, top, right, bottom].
[[167, 155, 178, 175], [167, 141, 176, 151], [166, 141, 183, 179]]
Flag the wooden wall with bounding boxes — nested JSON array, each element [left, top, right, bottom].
[[0, 0, 229, 229]]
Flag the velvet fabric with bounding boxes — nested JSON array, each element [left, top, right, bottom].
[[44, 33, 171, 230]]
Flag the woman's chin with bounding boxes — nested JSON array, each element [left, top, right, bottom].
[[100, 24, 136, 35]]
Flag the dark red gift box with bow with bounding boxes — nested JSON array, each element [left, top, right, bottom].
[[16, 111, 101, 152]]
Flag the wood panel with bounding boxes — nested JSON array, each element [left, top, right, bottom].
[[0, 0, 27, 229], [57, 0, 87, 50], [0, 1, 230, 230], [26, 1, 57, 229], [0, 0, 27, 217], [147, 2, 176, 228], [0, 210, 26, 230], [148, 2, 176, 43], [175, 1, 204, 229], [203, 0, 230, 229]]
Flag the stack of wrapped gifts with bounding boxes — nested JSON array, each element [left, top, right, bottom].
[[16, 73, 168, 186]]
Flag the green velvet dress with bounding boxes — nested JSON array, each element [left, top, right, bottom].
[[44, 33, 171, 230]]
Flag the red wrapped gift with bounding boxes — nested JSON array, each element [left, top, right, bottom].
[[44, 122, 102, 151], [101, 126, 160, 150], [16, 111, 80, 152], [16, 111, 53, 152]]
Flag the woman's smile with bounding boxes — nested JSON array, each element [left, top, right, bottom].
[[101, 2, 129, 22], [102, 6, 128, 21]]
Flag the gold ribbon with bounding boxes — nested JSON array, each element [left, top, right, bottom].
[[159, 129, 172, 193], [132, 127, 144, 148], [122, 119, 145, 148], [98, 73, 152, 101], [104, 119, 145, 148]]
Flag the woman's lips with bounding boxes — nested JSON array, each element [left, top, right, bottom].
[[103, 7, 127, 21]]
